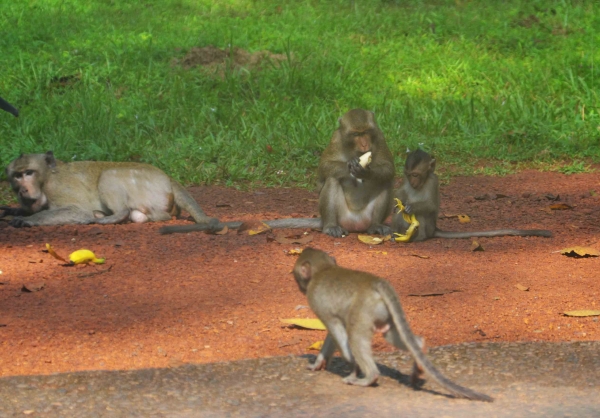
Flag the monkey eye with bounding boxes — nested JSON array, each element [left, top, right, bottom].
[[25, 170, 35, 176]]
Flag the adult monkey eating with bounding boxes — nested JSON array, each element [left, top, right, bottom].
[[2, 151, 220, 228], [293, 248, 493, 401], [160, 108, 394, 236], [392, 149, 552, 241], [317, 108, 395, 237]]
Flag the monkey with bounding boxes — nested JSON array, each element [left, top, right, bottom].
[[160, 109, 395, 237], [392, 149, 552, 241], [293, 247, 493, 402], [0, 96, 18, 117], [2, 151, 220, 228], [317, 109, 395, 238]]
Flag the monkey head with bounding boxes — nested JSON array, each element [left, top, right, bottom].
[[293, 248, 336, 294], [6, 151, 57, 213], [339, 109, 379, 156], [404, 149, 436, 190]]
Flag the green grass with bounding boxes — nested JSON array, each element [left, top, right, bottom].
[[0, 0, 598, 188]]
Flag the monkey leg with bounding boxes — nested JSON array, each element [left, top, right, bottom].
[[309, 334, 337, 371], [319, 178, 349, 238], [344, 324, 379, 386], [384, 327, 426, 386], [365, 189, 393, 236], [10, 206, 96, 227], [94, 209, 131, 225]]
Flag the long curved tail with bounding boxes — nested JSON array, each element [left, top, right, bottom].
[[433, 229, 552, 239], [0, 96, 19, 117], [376, 281, 493, 402], [159, 217, 322, 235]]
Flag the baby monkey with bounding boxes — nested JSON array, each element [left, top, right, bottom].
[[393, 149, 552, 241], [293, 248, 492, 401]]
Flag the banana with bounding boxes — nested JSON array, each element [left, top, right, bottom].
[[393, 198, 420, 242], [69, 249, 105, 265]]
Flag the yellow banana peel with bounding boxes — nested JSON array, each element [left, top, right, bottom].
[[69, 249, 105, 265], [393, 198, 419, 242]]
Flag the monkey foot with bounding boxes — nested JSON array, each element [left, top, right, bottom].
[[323, 226, 349, 238], [342, 374, 379, 387]]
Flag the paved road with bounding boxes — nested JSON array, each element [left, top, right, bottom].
[[1, 341, 599, 417]]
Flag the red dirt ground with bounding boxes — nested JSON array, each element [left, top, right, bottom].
[[1, 171, 599, 377]]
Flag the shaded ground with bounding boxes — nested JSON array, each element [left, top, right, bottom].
[[1, 342, 599, 417], [1, 171, 599, 377]]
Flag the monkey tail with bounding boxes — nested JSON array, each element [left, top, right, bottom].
[[170, 181, 214, 224], [433, 229, 552, 239], [159, 217, 322, 235], [376, 281, 493, 402], [0, 96, 19, 117]]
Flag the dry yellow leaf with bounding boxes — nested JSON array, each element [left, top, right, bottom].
[[285, 248, 303, 255], [549, 203, 573, 210], [560, 247, 600, 258], [308, 341, 324, 351], [471, 241, 484, 251], [563, 310, 600, 317], [515, 284, 529, 291], [237, 220, 271, 235], [280, 318, 327, 330], [214, 226, 229, 235], [458, 214, 471, 223], [358, 235, 384, 245]]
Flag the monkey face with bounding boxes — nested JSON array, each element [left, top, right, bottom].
[[405, 165, 429, 190], [343, 130, 372, 155]]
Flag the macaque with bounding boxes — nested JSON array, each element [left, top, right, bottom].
[[2, 151, 219, 228], [392, 150, 552, 241], [293, 248, 492, 401], [0, 96, 19, 117], [317, 109, 395, 237], [161, 109, 395, 237]]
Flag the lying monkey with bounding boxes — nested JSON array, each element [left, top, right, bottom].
[[160, 108, 394, 236], [0, 95, 19, 117], [293, 248, 493, 401], [392, 149, 552, 241], [2, 151, 219, 228]]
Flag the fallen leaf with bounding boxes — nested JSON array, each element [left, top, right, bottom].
[[358, 235, 384, 245], [21, 282, 45, 292], [515, 284, 530, 291], [308, 341, 324, 350], [563, 310, 600, 317], [408, 289, 460, 297], [471, 241, 484, 251], [214, 226, 229, 235], [548, 203, 573, 210], [45, 243, 67, 263], [458, 214, 471, 223], [590, 190, 597, 197], [280, 318, 326, 330], [410, 253, 430, 259], [560, 246, 599, 258], [367, 251, 388, 255], [215, 203, 232, 208], [237, 220, 271, 235], [275, 233, 313, 245], [285, 248, 303, 255], [545, 194, 560, 201]]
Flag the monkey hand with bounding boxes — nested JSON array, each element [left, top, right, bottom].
[[348, 157, 368, 179], [9, 217, 34, 228], [403, 204, 413, 215]]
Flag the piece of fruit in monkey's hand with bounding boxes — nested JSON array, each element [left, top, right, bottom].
[[358, 151, 372, 168]]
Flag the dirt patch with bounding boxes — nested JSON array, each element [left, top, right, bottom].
[[173, 46, 287, 76], [1, 171, 600, 377]]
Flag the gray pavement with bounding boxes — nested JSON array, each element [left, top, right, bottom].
[[1, 341, 599, 417]]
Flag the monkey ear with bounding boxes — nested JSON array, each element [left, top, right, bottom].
[[45, 151, 57, 168], [430, 158, 436, 172], [300, 261, 312, 281]]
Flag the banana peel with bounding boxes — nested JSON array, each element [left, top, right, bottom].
[[393, 198, 419, 242]]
